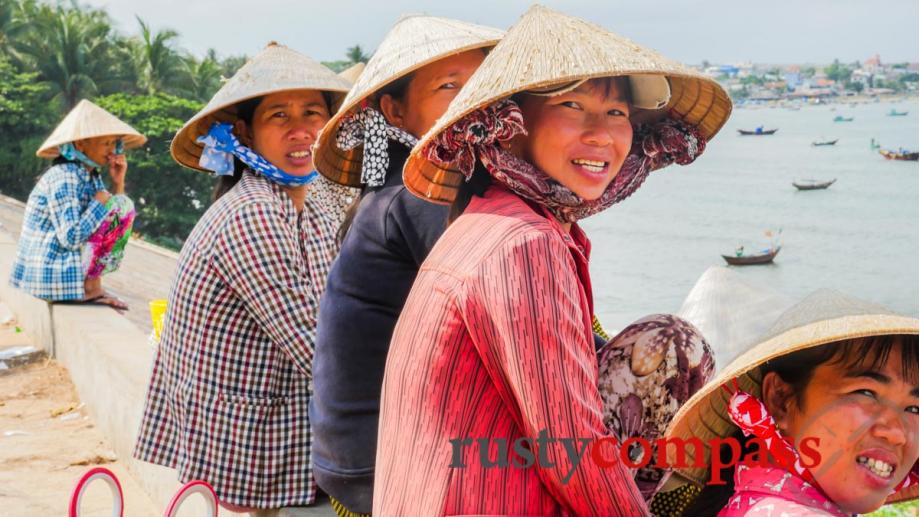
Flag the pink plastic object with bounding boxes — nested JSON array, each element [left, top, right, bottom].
[[69, 467, 124, 517], [164, 480, 219, 517]]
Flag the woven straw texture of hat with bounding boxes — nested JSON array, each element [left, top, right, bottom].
[[677, 266, 796, 368], [37, 99, 146, 158], [312, 14, 503, 186], [403, 4, 733, 205], [338, 62, 366, 84], [665, 288, 919, 503], [171, 42, 352, 172]]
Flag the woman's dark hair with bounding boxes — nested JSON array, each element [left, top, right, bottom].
[[211, 91, 336, 202], [336, 73, 415, 243], [448, 163, 493, 224], [682, 334, 919, 516]]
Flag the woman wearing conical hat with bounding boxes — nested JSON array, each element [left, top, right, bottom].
[[670, 290, 919, 516], [309, 15, 502, 516], [133, 43, 353, 514], [374, 6, 731, 516], [9, 99, 146, 309]]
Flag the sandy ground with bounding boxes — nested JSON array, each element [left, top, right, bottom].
[[0, 315, 158, 517]]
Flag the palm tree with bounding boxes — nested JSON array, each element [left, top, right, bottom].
[[180, 49, 222, 101], [11, 2, 117, 111], [133, 16, 182, 95], [0, 0, 15, 51], [346, 45, 370, 64]]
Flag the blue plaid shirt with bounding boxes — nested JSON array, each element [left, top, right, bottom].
[[9, 162, 108, 300]]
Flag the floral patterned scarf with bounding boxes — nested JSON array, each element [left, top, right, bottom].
[[335, 106, 418, 187], [423, 99, 707, 222]]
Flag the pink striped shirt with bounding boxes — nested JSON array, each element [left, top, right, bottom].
[[374, 185, 648, 516]]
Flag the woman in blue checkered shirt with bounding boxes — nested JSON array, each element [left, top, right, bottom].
[[9, 99, 147, 309]]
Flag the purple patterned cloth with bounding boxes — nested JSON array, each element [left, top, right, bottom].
[[597, 314, 715, 501]]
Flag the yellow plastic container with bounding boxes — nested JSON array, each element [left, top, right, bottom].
[[149, 299, 168, 340]]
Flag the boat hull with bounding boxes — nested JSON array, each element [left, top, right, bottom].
[[722, 247, 781, 266], [738, 129, 778, 136]]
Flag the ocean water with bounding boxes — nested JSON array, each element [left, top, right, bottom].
[[582, 99, 919, 332]]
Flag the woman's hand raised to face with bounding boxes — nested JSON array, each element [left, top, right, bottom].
[[107, 154, 127, 194]]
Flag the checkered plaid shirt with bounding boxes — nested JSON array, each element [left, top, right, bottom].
[[9, 162, 107, 300], [134, 171, 354, 509]]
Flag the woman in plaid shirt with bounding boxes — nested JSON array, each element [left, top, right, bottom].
[[133, 44, 354, 514], [9, 100, 146, 309]]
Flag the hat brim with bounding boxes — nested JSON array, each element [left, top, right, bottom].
[[37, 133, 147, 159], [171, 88, 347, 173]]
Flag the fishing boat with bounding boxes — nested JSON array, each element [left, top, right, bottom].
[[888, 109, 909, 116], [738, 127, 778, 136], [879, 149, 919, 161], [793, 179, 836, 190], [811, 139, 838, 146], [722, 246, 781, 266], [833, 115, 854, 122]]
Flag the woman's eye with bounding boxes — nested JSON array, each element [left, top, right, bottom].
[[907, 406, 919, 415], [608, 109, 629, 117], [438, 82, 457, 90], [560, 101, 581, 110], [853, 389, 877, 399], [271, 111, 287, 119]]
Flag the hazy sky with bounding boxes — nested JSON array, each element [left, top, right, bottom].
[[82, 0, 917, 65]]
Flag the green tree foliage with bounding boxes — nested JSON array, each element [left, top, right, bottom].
[[0, 54, 55, 199], [132, 16, 183, 95], [9, 0, 119, 111], [94, 93, 214, 250], [824, 59, 852, 83], [346, 44, 370, 64]]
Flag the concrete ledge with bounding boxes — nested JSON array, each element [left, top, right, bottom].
[[0, 231, 54, 353]]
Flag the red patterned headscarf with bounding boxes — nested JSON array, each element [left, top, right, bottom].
[[423, 98, 707, 222]]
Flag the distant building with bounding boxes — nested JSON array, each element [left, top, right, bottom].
[[784, 72, 803, 89], [864, 54, 882, 72]]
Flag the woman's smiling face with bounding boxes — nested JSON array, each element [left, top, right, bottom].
[[514, 78, 633, 201], [766, 339, 919, 514]]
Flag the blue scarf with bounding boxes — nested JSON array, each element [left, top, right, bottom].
[[196, 123, 318, 187], [58, 139, 125, 170]]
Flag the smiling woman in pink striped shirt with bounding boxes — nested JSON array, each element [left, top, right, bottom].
[[373, 6, 733, 517]]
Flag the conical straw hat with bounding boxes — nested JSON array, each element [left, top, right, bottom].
[[403, 4, 733, 204], [171, 42, 352, 172], [676, 266, 796, 368], [338, 62, 366, 84], [36, 99, 146, 158], [665, 289, 919, 503], [313, 14, 504, 186]]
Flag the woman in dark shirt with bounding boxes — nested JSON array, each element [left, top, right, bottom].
[[309, 14, 502, 516]]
